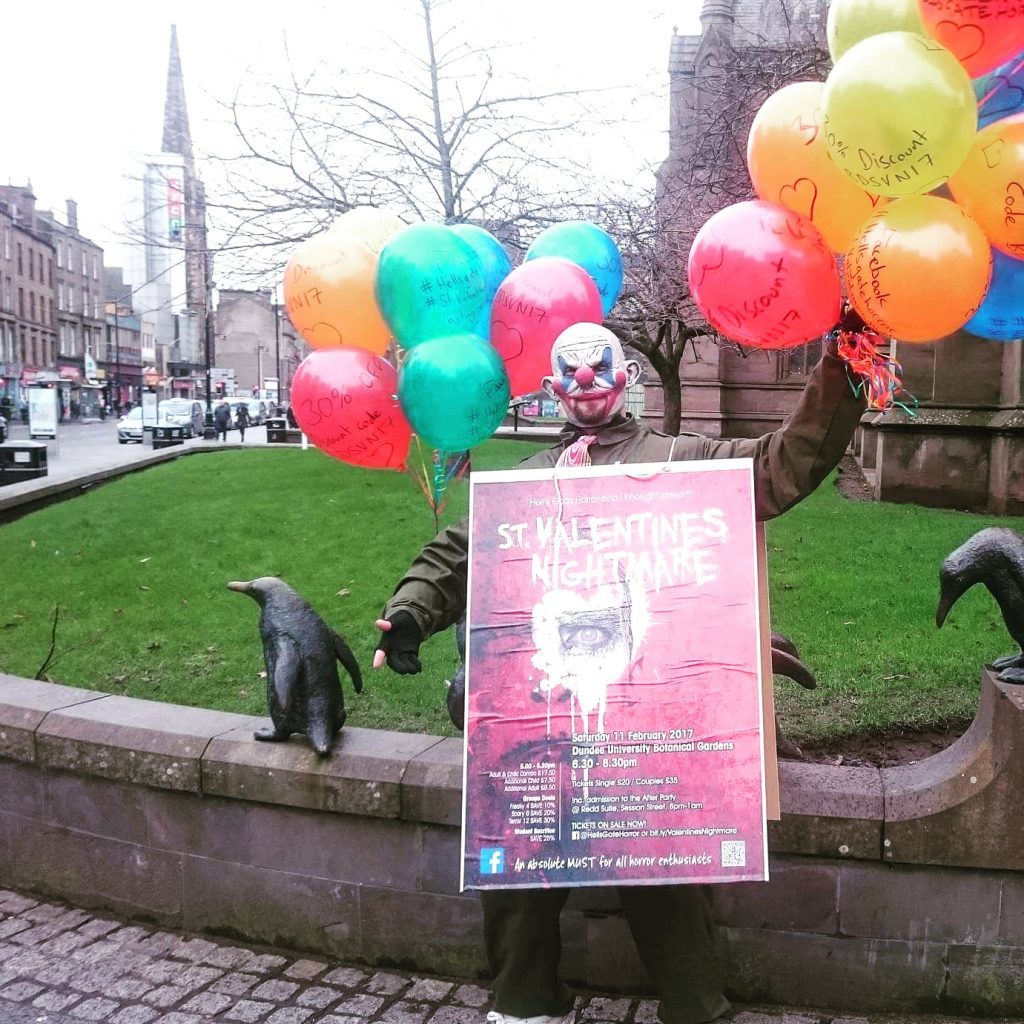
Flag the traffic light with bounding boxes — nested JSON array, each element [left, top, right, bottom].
[[215, 381, 225, 396]]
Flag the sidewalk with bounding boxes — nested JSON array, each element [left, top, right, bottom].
[[0, 890, 1013, 1024]]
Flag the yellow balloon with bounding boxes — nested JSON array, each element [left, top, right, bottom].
[[282, 232, 391, 354], [844, 196, 992, 342], [948, 114, 1024, 260], [826, 0, 924, 63], [747, 82, 886, 252], [330, 207, 407, 256], [822, 32, 977, 198]]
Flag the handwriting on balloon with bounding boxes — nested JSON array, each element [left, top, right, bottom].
[[1007, 181, 1024, 228], [779, 178, 818, 222], [983, 139, 1007, 170]]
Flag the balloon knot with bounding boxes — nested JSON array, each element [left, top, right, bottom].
[[836, 329, 917, 416]]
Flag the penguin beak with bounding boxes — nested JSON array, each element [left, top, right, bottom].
[[227, 581, 251, 593], [936, 591, 954, 628]]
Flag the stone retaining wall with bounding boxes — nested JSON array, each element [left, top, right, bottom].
[[2, 672, 1023, 1016]]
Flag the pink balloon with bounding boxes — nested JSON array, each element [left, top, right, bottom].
[[490, 256, 604, 398], [291, 348, 412, 470], [687, 200, 841, 349]]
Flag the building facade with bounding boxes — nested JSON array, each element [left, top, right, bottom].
[[215, 288, 305, 403]]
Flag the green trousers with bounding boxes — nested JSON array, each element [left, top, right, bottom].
[[482, 885, 729, 1024]]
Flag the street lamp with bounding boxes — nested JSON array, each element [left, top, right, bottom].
[[202, 307, 216, 438], [273, 287, 281, 411]]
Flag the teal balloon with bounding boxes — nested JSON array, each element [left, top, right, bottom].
[[964, 250, 1024, 341], [450, 223, 512, 337], [398, 334, 511, 450], [376, 224, 488, 349], [525, 221, 623, 316]]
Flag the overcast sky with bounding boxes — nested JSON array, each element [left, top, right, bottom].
[[4, 0, 703, 273]]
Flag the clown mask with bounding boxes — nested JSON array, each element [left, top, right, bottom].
[[542, 323, 641, 429]]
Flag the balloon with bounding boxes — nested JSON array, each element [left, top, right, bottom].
[[827, 0, 924, 63], [449, 224, 512, 337], [975, 55, 1024, 130], [283, 232, 390, 355], [844, 196, 992, 342], [525, 221, 623, 316], [686, 200, 841, 349], [398, 335, 511, 451], [747, 81, 886, 252], [490, 257, 604, 398], [290, 348, 412, 470], [376, 224, 488, 350], [331, 207, 406, 255], [948, 113, 1024, 259], [822, 32, 977, 198], [964, 249, 1024, 340], [919, 0, 1024, 78]]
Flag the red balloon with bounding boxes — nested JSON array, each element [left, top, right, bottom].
[[290, 348, 412, 470], [687, 200, 841, 349], [489, 256, 604, 398], [919, 0, 1024, 78]]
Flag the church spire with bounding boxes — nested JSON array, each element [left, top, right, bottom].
[[162, 24, 194, 161]]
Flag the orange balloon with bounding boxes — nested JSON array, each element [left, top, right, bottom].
[[844, 196, 992, 342], [948, 114, 1024, 260], [282, 232, 391, 355], [747, 81, 886, 252]]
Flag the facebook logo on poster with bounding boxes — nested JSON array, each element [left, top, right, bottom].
[[480, 848, 505, 875]]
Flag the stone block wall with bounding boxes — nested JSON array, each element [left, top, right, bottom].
[[2, 672, 1024, 1015]]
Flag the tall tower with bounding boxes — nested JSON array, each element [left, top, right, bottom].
[[122, 25, 210, 395]]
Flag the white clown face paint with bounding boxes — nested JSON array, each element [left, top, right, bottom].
[[542, 323, 641, 429]]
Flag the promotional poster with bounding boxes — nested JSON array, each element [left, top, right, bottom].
[[461, 459, 769, 890]]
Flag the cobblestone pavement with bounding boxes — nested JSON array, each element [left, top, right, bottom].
[[0, 891, 1017, 1024]]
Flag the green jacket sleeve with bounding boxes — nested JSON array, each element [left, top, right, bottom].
[[680, 342, 866, 520], [383, 517, 469, 638]]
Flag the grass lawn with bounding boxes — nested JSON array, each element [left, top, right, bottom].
[[0, 440, 1019, 743]]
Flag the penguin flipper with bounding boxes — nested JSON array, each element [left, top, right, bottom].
[[272, 637, 301, 713], [331, 630, 363, 694]]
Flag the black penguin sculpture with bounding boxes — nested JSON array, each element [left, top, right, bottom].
[[228, 577, 363, 756], [936, 527, 1024, 684], [446, 616, 467, 731]]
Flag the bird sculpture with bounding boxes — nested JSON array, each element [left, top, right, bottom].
[[228, 576, 363, 756], [936, 527, 1024, 684]]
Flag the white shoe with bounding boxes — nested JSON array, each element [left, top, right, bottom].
[[486, 1012, 574, 1024]]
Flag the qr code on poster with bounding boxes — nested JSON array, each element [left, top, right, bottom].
[[721, 840, 746, 868]]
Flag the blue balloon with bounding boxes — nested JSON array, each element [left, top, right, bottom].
[[449, 224, 512, 338], [376, 224, 488, 349], [964, 250, 1024, 341], [974, 56, 1024, 130], [525, 221, 623, 317]]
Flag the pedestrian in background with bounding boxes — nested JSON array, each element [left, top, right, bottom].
[[236, 401, 251, 442], [214, 399, 231, 442]]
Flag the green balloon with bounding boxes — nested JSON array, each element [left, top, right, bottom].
[[376, 224, 488, 349], [827, 0, 925, 63], [398, 335, 511, 451]]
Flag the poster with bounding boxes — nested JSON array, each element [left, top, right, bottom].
[[462, 459, 769, 890], [28, 388, 58, 439], [143, 391, 158, 429]]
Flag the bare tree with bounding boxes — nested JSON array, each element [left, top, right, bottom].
[[605, 18, 832, 433], [205, 0, 604, 281]]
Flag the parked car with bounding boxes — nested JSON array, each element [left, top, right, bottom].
[[116, 407, 145, 444], [0, 412, 7, 443], [157, 399, 205, 438]]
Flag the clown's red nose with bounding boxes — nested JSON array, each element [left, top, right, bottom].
[[574, 365, 595, 387]]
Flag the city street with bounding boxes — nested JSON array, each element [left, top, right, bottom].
[[0, 416, 271, 505]]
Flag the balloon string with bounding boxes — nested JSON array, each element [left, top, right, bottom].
[[979, 56, 1024, 112], [836, 329, 918, 416]]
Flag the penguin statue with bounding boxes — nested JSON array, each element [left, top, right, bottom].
[[228, 576, 363, 756], [936, 527, 1024, 684]]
